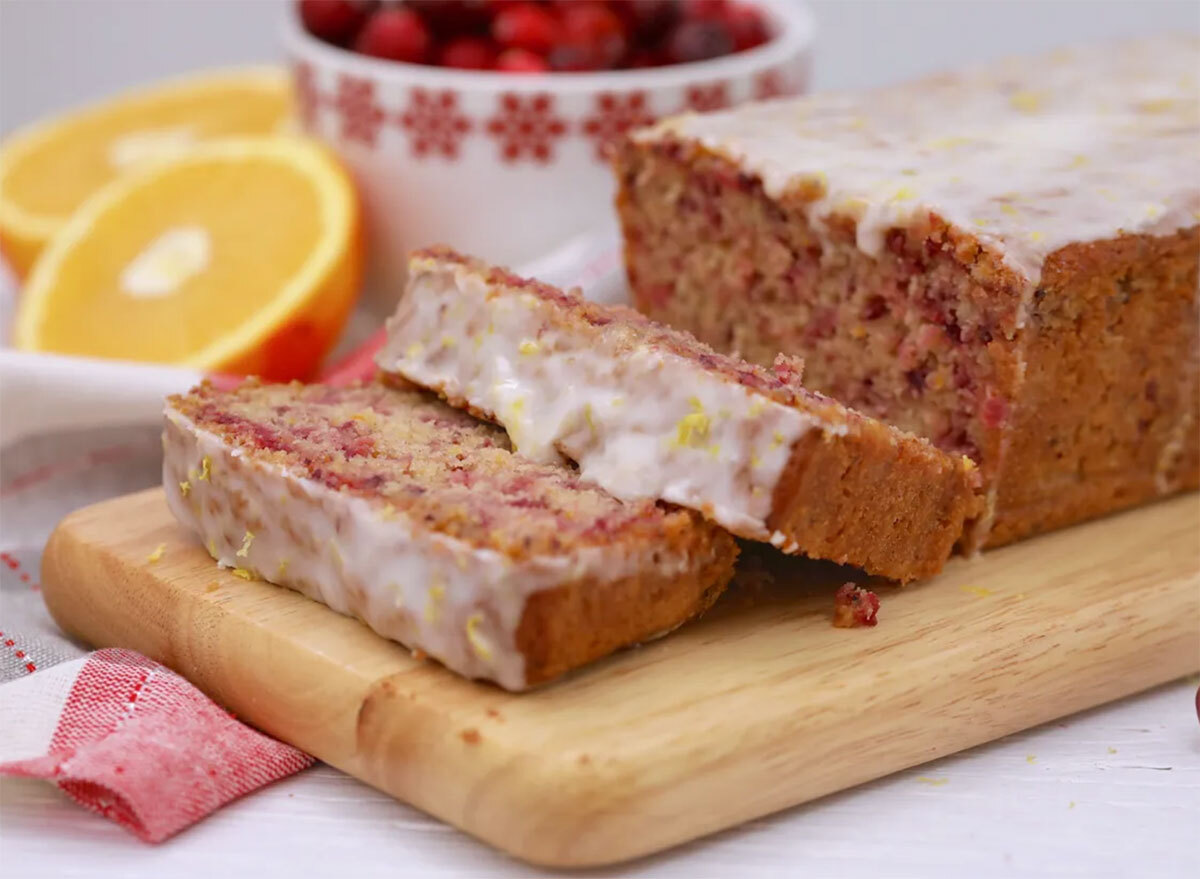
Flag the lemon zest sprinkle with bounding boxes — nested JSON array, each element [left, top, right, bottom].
[[891, 186, 916, 202], [424, 584, 445, 623], [466, 614, 493, 661], [231, 567, 255, 580], [960, 585, 994, 598], [179, 480, 191, 496], [770, 431, 785, 449], [207, 538, 217, 557], [1139, 97, 1174, 113], [675, 413, 711, 447], [1026, 754, 1037, 764], [518, 339, 539, 356], [379, 502, 397, 521], [236, 530, 254, 558], [198, 456, 211, 481], [916, 776, 949, 786], [276, 559, 289, 577], [1009, 90, 1043, 112], [146, 543, 166, 564]]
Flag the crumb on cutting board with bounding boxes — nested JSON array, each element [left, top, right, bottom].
[[833, 582, 880, 628]]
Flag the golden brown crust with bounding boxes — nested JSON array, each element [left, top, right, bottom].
[[516, 532, 738, 686], [986, 227, 1200, 546], [768, 420, 980, 582]]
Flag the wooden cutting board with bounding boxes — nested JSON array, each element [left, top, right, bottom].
[[41, 488, 1199, 868]]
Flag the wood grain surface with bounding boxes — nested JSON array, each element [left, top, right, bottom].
[[40, 488, 1200, 867]]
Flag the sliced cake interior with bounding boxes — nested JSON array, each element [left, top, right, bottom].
[[163, 379, 737, 689], [377, 247, 979, 582]]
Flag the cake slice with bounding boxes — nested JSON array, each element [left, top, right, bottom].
[[163, 380, 737, 690], [377, 248, 979, 582]]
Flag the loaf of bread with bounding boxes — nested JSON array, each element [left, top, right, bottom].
[[163, 380, 737, 689], [614, 36, 1199, 548], [377, 247, 978, 582]]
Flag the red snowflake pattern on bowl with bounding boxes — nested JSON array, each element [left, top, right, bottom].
[[294, 60, 322, 128], [333, 74, 385, 147], [485, 93, 568, 164], [581, 91, 656, 162], [683, 82, 730, 113], [754, 69, 789, 101], [397, 88, 473, 159]]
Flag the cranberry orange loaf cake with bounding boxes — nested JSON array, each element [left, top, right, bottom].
[[377, 248, 978, 582], [163, 380, 737, 690], [614, 36, 1199, 549]]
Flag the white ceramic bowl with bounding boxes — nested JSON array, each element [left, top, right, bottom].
[[283, 1, 816, 311]]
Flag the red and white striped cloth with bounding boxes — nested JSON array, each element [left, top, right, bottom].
[[0, 231, 625, 841], [0, 649, 313, 842], [0, 424, 315, 843]]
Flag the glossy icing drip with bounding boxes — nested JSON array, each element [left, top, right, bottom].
[[638, 36, 1200, 283]]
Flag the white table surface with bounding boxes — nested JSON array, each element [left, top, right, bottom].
[[3, 678, 1197, 878]]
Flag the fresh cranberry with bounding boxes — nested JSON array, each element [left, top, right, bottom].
[[491, 3, 562, 54], [354, 8, 432, 63], [681, 0, 728, 18], [550, 2, 628, 70], [439, 36, 498, 69], [495, 47, 551, 72], [627, 48, 666, 67], [298, 0, 374, 46], [612, 0, 680, 43], [408, 1, 493, 37], [665, 17, 734, 64], [725, 2, 768, 51]]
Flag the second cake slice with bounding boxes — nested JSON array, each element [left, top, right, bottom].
[[164, 379, 737, 689], [378, 248, 979, 581]]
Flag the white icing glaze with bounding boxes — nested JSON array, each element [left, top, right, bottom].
[[378, 256, 838, 542], [162, 408, 676, 691], [637, 36, 1200, 284]]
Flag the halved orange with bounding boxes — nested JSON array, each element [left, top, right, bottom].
[[0, 68, 292, 277], [14, 137, 363, 381]]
